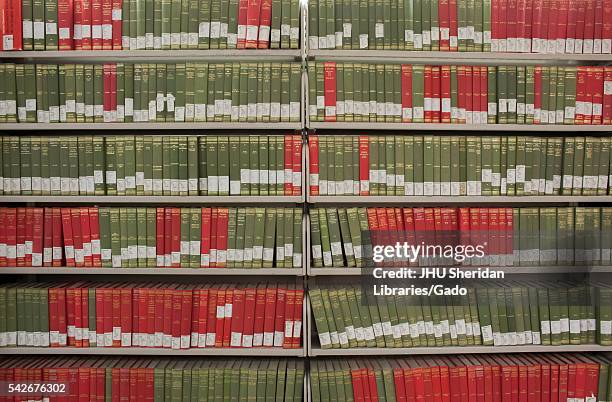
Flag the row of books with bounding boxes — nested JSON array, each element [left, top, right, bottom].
[[311, 355, 611, 402], [308, 0, 612, 53], [0, 357, 305, 402], [308, 135, 612, 196], [0, 207, 303, 268], [309, 207, 612, 268], [1, 0, 300, 51], [0, 282, 304, 349], [0, 62, 302, 124], [0, 135, 303, 196], [310, 283, 611, 349], [309, 63, 612, 125]]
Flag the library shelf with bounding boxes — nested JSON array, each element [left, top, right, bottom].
[[0, 196, 305, 204], [307, 195, 612, 204], [309, 345, 612, 356], [0, 347, 306, 356], [0, 122, 303, 131], [307, 49, 612, 65], [308, 122, 612, 132]]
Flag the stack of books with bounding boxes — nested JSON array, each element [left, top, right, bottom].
[[309, 135, 612, 196], [0, 0, 301, 50], [309, 63, 612, 124], [310, 283, 612, 349], [0, 282, 304, 349], [0, 62, 302, 123], [0, 135, 303, 196], [0, 206, 304, 268]]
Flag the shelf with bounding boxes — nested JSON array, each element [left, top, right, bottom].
[[309, 344, 612, 356], [0, 195, 305, 204], [0, 49, 303, 62], [0, 347, 306, 356], [308, 266, 612, 276], [0, 267, 305, 276], [0, 122, 303, 131], [307, 195, 612, 204], [307, 50, 612, 65], [308, 122, 612, 132]]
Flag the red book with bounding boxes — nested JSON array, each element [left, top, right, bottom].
[[576, 67, 587, 124], [101, 0, 112, 49], [292, 288, 303, 348], [58, 0, 74, 49], [91, 0, 103, 49], [66, 287, 76, 346], [110, 286, 121, 347], [214, 286, 226, 348], [534, 67, 542, 123], [31, 208, 43, 267], [210, 208, 218, 267], [89, 207, 101, 267], [190, 288, 201, 348], [236, 0, 249, 48], [604, 0, 612, 53], [0, 0, 21, 50], [200, 207, 212, 267], [205, 287, 218, 347], [61, 208, 75, 266], [584, 67, 596, 124], [180, 288, 192, 349], [79, 207, 92, 267], [245, 0, 261, 48], [71, 208, 84, 267], [222, 288, 234, 347], [441, 66, 451, 123], [257, 0, 271, 48], [24, 208, 33, 266], [170, 287, 183, 349], [282, 286, 295, 348], [507, 0, 518, 52], [120, 286, 131, 347], [555, 0, 569, 54], [230, 287, 246, 347], [284, 135, 293, 195], [584, 0, 596, 53], [103, 64, 112, 122], [323, 62, 337, 122], [153, 287, 164, 347], [5, 208, 16, 266], [163, 287, 174, 348], [531, 0, 544, 52], [574, 0, 587, 53], [216, 208, 229, 268], [431, 66, 441, 123], [73, 0, 84, 49], [0, 209, 5, 267], [132, 287, 142, 347], [401, 64, 413, 123], [15, 208, 25, 267], [358, 136, 370, 195], [292, 134, 302, 196], [111, 0, 122, 49], [195, 287, 208, 348], [253, 284, 267, 347], [603, 67, 612, 124], [438, 0, 450, 51], [499, 0, 508, 51], [241, 286, 256, 347], [81, 0, 92, 49], [156, 207, 165, 267], [394, 368, 407, 402], [262, 286, 276, 347], [81, 287, 89, 347], [309, 136, 320, 196], [448, 0, 458, 50], [592, 66, 604, 124], [472, 67, 481, 125], [273, 287, 286, 347], [351, 368, 366, 402], [464, 67, 473, 124]]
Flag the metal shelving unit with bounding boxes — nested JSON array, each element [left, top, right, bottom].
[[308, 49, 612, 64], [309, 345, 612, 356], [1, 195, 305, 204], [308, 122, 612, 132], [0, 49, 303, 62], [0, 347, 306, 356], [0, 122, 303, 131], [307, 195, 612, 204]]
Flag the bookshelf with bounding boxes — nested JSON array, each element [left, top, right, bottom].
[[0, 122, 304, 131], [307, 195, 612, 204], [307, 122, 612, 132], [0, 267, 307, 276], [1, 195, 306, 204], [307, 49, 612, 64], [0, 347, 307, 356], [308, 345, 612, 356]]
